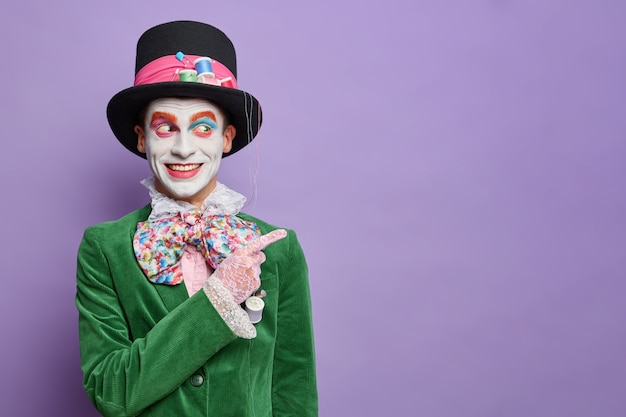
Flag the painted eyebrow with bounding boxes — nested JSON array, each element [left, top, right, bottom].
[[151, 111, 178, 124], [191, 111, 217, 123]]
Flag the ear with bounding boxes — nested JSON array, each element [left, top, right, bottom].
[[134, 125, 146, 153], [222, 124, 236, 153]]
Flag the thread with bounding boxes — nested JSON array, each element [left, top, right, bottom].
[[194, 57, 213, 75], [245, 296, 264, 324], [179, 69, 197, 82], [219, 77, 234, 87]]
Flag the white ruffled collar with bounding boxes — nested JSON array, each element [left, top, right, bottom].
[[141, 177, 247, 221]]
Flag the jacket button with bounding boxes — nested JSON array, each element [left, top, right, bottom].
[[190, 374, 204, 387]]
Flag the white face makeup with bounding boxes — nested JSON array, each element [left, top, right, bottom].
[[136, 98, 234, 207]]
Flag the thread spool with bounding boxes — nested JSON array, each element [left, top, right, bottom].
[[194, 57, 213, 75], [219, 77, 234, 88], [245, 296, 265, 324], [179, 69, 198, 82]]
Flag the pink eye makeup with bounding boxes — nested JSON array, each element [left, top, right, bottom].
[[150, 112, 179, 137]]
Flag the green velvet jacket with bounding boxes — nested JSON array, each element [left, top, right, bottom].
[[76, 205, 318, 416]]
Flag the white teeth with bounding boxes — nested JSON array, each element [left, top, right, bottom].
[[168, 164, 200, 172]]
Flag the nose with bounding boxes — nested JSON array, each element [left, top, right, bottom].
[[170, 130, 195, 158]]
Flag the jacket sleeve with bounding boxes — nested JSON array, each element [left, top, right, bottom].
[[271, 230, 318, 416], [75, 226, 238, 417]]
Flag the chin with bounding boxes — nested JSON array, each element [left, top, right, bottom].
[[168, 182, 215, 202], [154, 173, 216, 202], [169, 187, 204, 200]]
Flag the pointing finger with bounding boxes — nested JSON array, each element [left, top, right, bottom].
[[248, 229, 287, 252]]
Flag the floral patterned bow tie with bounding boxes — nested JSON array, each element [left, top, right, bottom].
[[133, 211, 261, 285]]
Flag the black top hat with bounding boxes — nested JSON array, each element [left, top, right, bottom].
[[107, 21, 262, 158]]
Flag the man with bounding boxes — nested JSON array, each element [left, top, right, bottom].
[[76, 21, 317, 416]]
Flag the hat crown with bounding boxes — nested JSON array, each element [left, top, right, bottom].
[[135, 21, 237, 79]]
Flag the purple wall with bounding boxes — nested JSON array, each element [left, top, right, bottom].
[[1, 1, 624, 415]]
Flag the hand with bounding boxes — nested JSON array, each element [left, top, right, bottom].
[[212, 229, 287, 304]]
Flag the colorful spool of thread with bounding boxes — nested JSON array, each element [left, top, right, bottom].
[[194, 57, 213, 75], [179, 69, 198, 82]]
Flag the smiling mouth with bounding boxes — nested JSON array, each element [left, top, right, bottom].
[[165, 163, 203, 179], [167, 163, 202, 172]]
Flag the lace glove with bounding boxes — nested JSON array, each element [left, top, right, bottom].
[[202, 229, 287, 339], [213, 229, 287, 304], [203, 275, 256, 338]]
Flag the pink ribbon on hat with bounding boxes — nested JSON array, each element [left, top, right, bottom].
[[134, 54, 238, 88]]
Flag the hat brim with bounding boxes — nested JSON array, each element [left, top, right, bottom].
[[107, 82, 262, 158]]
